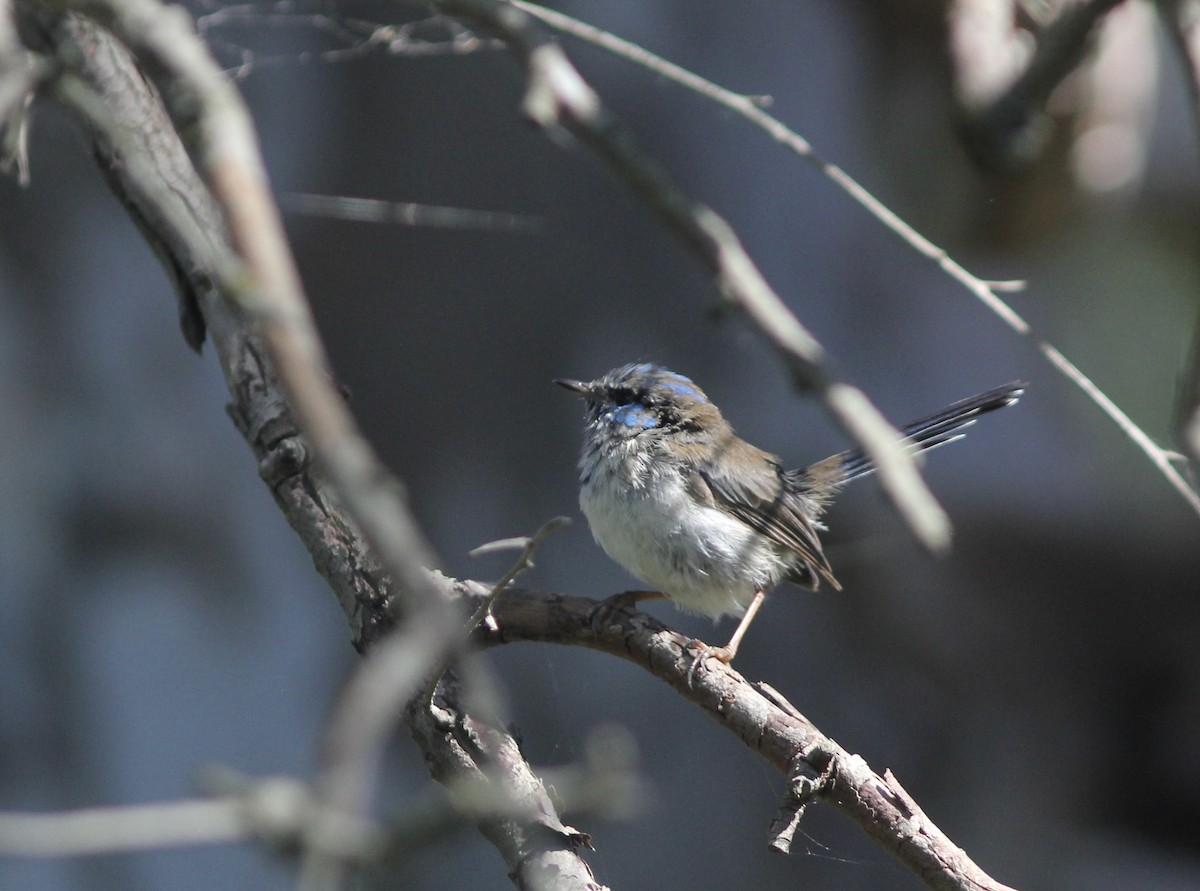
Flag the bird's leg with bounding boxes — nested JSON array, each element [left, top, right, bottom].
[[588, 589, 668, 630], [716, 588, 766, 661], [686, 589, 766, 686]]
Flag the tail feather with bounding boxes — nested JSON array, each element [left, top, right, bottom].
[[816, 381, 1026, 485]]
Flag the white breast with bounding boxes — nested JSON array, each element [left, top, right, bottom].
[[579, 449, 789, 619]]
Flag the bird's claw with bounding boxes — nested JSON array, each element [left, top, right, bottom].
[[684, 641, 734, 687], [588, 590, 653, 631]]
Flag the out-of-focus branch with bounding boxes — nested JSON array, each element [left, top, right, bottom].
[[1182, 303, 1200, 469], [21, 4, 388, 644], [1160, 0, 1200, 467], [0, 762, 620, 876], [0, 0, 40, 184], [0, 779, 383, 858], [948, 0, 1028, 112], [477, 583, 1021, 891], [1161, 0, 1200, 114], [951, 0, 1129, 168], [433, 0, 956, 556], [0, 799, 253, 856]]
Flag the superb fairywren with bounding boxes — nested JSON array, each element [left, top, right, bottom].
[[557, 363, 1023, 672]]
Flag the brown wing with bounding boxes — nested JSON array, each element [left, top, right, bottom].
[[691, 451, 842, 591]]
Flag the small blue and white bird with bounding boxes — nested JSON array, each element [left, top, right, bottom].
[[557, 363, 1023, 671]]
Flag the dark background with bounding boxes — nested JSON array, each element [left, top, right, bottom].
[[2, 1, 1199, 889]]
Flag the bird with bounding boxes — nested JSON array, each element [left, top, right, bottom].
[[557, 363, 1024, 675]]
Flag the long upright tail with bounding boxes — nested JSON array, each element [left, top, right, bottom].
[[815, 381, 1026, 485]]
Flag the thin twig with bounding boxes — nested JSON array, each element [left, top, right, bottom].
[[195, 8, 502, 78], [464, 515, 571, 636], [281, 191, 539, 232], [414, 515, 569, 722], [509, 0, 1200, 518]]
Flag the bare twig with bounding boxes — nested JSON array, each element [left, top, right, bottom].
[[465, 515, 571, 636], [508, 0, 1200, 519], [281, 191, 539, 232], [507, 1, 1031, 333], [195, 8, 501, 78]]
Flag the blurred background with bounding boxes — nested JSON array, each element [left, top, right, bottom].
[[1, 1, 1199, 888]]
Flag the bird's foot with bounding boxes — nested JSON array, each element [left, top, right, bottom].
[[685, 641, 734, 687], [588, 589, 666, 631]]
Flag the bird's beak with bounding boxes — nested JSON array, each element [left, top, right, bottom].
[[555, 378, 590, 397]]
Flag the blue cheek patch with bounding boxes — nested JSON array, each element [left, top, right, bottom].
[[661, 378, 700, 400], [610, 406, 659, 429]]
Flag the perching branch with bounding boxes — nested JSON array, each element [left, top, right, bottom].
[[474, 583, 1020, 891]]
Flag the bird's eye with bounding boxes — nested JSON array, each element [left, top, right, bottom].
[[609, 387, 637, 406]]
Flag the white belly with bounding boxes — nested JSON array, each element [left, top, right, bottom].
[[579, 466, 788, 619]]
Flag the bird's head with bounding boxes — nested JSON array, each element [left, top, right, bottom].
[[556, 363, 726, 448]]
